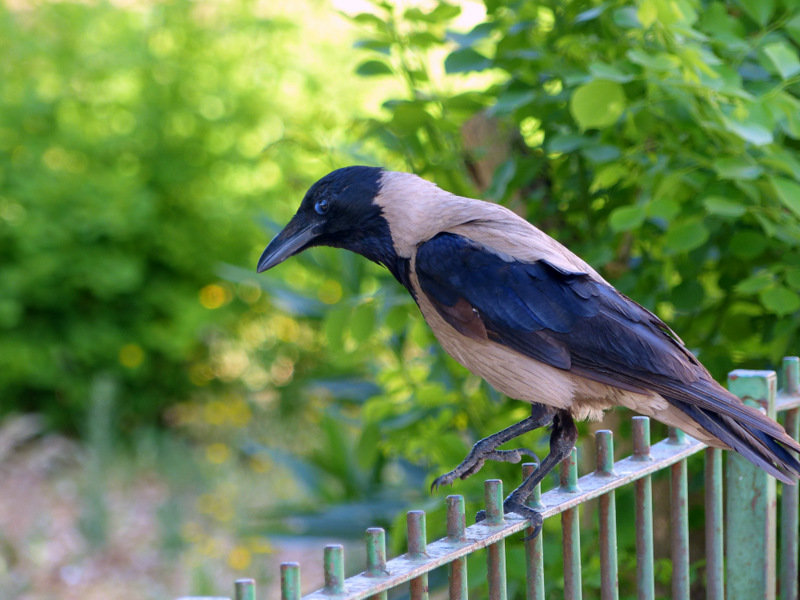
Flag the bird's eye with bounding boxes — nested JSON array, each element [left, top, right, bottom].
[[314, 199, 330, 215]]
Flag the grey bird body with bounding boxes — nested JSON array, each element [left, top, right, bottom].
[[258, 166, 800, 525]]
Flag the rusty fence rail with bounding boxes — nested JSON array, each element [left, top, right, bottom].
[[183, 357, 800, 600]]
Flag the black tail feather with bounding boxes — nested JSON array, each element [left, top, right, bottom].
[[666, 397, 800, 484]]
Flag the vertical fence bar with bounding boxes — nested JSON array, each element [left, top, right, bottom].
[[408, 511, 429, 600], [365, 527, 387, 600], [560, 447, 582, 600], [595, 430, 619, 600], [234, 579, 255, 600], [705, 447, 724, 600], [484, 479, 508, 600], [668, 428, 690, 600], [446, 495, 468, 600], [522, 462, 545, 600], [781, 357, 799, 600], [281, 562, 301, 600], [324, 545, 346, 596], [726, 370, 777, 600], [632, 416, 654, 600]]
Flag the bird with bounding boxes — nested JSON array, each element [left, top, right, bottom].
[[257, 165, 800, 535]]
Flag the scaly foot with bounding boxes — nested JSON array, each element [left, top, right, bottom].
[[430, 447, 539, 491]]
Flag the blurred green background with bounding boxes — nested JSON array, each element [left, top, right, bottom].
[[1, 0, 799, 598]]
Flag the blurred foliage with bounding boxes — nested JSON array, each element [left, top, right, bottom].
[[0, 0, 366, 433]]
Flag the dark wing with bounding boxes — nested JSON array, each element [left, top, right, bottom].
[[415, 232, 700, 393], [414, 233, 800, 459]]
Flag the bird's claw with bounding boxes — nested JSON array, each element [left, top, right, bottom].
[[475, 499, 543, 539], [430, 447, 539, 493]]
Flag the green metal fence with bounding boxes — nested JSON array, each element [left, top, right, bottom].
[[186, 357, 800, 600]]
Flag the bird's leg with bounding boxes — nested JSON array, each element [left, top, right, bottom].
[[476, 409, 577, 538], [431, 403, 554, 491]]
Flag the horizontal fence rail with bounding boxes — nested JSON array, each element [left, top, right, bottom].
[[180, 357, 800, 600]]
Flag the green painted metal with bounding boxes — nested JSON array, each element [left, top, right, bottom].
[[407, 510, 429, 600], [668, 428, 690, 600], [281, 563, 301, 600], [780, 357, 799, 600], [522, 463, 545, 600], [365, 528, 388, 600], [595, 430, 619, 600], [727, 370, 778, 600], [484, 479, 508, 600], [446, 495, 468, 600], [484, 479, 504, 525], [234, 579, 255, 600], [632, 417, 654, 600], [560, 448, 582, 600], [324, 545, 346, 596], [365, 528, 387, 576], [704, 447, 724, 600]]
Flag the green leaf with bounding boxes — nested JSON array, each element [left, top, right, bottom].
[[626, 49, 679, 71], [353, 39, 392, 55], [547, 134, 585, 153], [429, 3, 461, 21], [582, 144, 620, 163], [759, 286, 800, 316], [445, 48, 492, 74], [569, 80, 626, 130], [490, 89, 535, 115], [763, 42, 800, 79], [404, 3, 460, 22], [703, 196, 747, 218], [730, 230, 768, 258], [609, 205, 646, 232], [785, 267, 800, 290], [735, 272, 774, 294], [355, 60, 393, 76], [588, 63, 634, 83], [648, 197, 681, 221], [324, 306, 349, 348], [407, 32, 441, 48], [664, 220, 709, 253], [714, 157, 763, 180], [735, 0, 774, 26], [590, 164, 628, 191], [722, 118, 773, 146], [637, 0, 658, 28], [771, 177, 800, 218], [350, 302, 375, 343], [352, 12, 388, 29], [788, 13, 800, 45]]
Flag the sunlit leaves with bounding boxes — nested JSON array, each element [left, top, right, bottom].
[[569, 79, 626, 130], [609, 205, 646, 231], [664, 220, 710, 253], [356, 60, 393, 76], [759, 286, 800, 316], [445, 48, 492, 74], [763, 42, 800, 79], [771, 177, 800, 218]]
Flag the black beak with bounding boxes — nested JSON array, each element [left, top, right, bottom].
[[256, 214, 320, 273]]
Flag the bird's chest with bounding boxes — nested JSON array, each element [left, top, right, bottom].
[[408, 262, 579, 410]]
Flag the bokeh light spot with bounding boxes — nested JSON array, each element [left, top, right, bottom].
[[199, 283, 231, 309], [119, 343, 144, 368]]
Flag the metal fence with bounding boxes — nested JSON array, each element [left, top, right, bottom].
[[188, 357, 800, 600]]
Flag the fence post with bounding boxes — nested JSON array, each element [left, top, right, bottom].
[[726, 370, 778, 600]]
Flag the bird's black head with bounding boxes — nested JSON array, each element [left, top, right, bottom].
[[257, 166, 406, 281]]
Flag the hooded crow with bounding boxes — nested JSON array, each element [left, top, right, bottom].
[[257, 166, 800, 534]]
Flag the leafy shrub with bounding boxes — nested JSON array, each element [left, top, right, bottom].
[[0, 0, 357, 432]]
